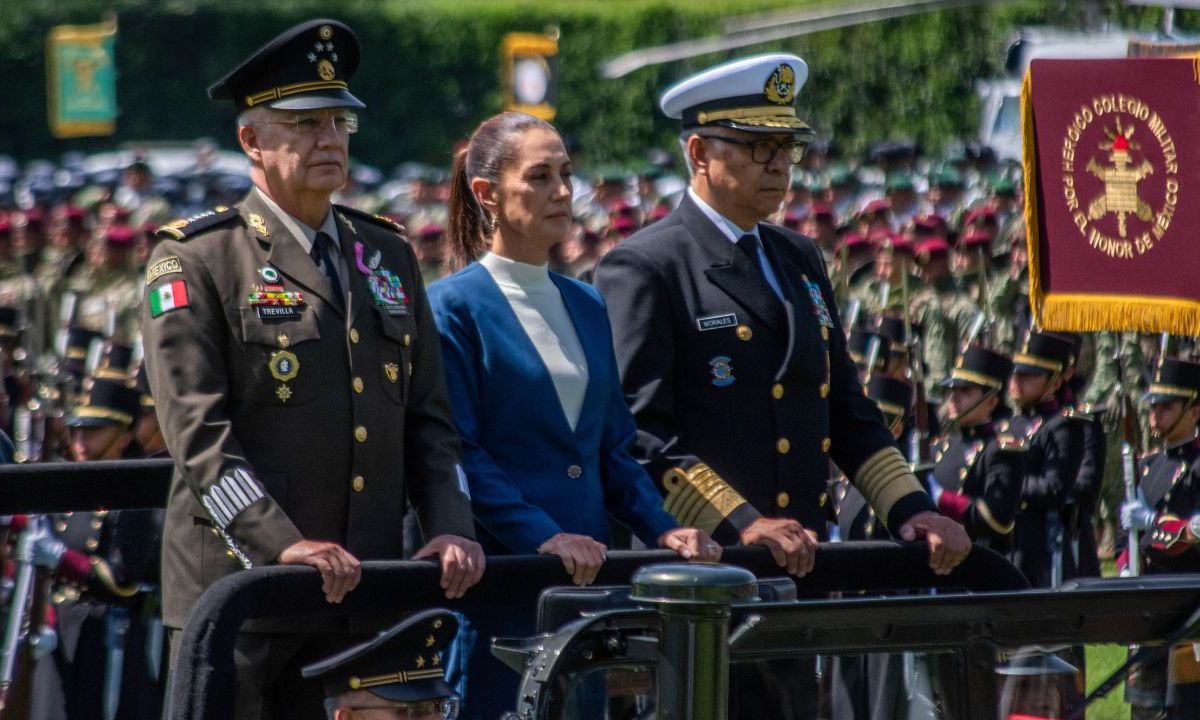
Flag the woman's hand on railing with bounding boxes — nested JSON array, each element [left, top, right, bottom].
[[537, 533, 607, 586]]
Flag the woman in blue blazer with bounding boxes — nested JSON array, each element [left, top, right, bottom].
[[430, 112, 719, 720], [430, 112, 720, 573]]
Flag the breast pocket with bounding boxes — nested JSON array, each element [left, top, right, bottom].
[[375, 308, 414, 405], [239, 308, 323, 406]]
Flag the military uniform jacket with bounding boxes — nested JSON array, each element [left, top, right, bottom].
[[1136, 437, 1200, 574], [593, 194, 932, 543], [142, 192, 474, 628], [930, 423, 1024, 551], [1007, 402, 1085, 587]]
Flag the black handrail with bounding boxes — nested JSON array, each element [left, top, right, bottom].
[[166, 543, 1026, 720], [0, 459, 173, 513]]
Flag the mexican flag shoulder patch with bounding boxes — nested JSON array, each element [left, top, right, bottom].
[[149, 279, 190, 318]]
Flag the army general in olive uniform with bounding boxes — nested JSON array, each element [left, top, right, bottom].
[[141, 20, 483, 720]]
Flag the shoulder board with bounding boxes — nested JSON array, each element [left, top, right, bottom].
[[995, 435, 1028, 452], [335, 205, 406, 235], [155, 206, 238, 240], [1061, 408, 1094, 421]]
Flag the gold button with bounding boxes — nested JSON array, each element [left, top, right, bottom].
[[776, 492, 790, 508], [355, 426, 367, 443], [353, 377, 364, 393], [567, 465, 583, 479], [776, 438, 791, 454], [821, 437, 831, 453], [821, 326, 829, 341], [772, 383, 784, 399], [958, 468, 968, 480], [352, 476, 365, 492], [226, 549, 235, 559], [349, 328, 360, 344], [403, 334, 411, 347], [736, 325, 753, 341], [86, 538, 99, 550], [819, 383, 830, 398], [819, 492, 829, 507]]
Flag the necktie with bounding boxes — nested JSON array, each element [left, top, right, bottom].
[[736, 233, 765, 272], [311, 231, 345, 308]]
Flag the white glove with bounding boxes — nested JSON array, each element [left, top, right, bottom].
[[1120, 499, 1155, 532], [32, 535, 66, 569]]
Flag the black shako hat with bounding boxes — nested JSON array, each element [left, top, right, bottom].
[[67, 376, 141, 428], [1013, 331, 1075, 376], [208, 19, 365, 111], [867, 375, 912, 421], [943, 345, 1013, 391], [1144, 357, 1200, 405], [302, 609, 459, 703]]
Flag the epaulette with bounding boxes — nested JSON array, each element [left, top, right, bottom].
[[995, 435, 1027, 452], [1062, 407, 1094, 422], [335, 204, 406, 236], [156, 206, 238, 240]]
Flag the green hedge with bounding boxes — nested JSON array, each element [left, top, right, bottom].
[[1, 0, 1196, 171]]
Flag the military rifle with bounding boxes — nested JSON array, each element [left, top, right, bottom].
[[1116, 332, 1142, 577], [0, 516, 57, 718], [900, 261, 930, 465]]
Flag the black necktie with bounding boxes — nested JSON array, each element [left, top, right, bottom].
[[736, 233, 765, 271], [311, 231, 345, 307]]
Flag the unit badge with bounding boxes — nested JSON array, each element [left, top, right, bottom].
[[709, 356, 735, 387]]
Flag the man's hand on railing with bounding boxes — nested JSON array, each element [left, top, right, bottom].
[[740, 517, 819, 577], [658, 527, 722, 563], [898, 511, 972, 576], [412, 534, 485, 599], [278, 540, 362, 603], [537, 533, 607, 586]]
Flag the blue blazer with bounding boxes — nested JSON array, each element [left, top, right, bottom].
[[429, 262, 676, 554]]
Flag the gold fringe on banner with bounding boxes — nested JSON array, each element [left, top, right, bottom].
[[1020, 69, 1045, 328], [1040, 294, 1200, 336]]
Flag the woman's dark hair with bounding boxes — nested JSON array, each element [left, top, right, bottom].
[[446, 111, 558, 271]]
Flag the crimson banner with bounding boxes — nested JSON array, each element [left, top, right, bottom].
[[1022, 58, 1200, 335]]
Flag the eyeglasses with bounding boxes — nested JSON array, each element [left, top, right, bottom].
[[347, 698, 460, 720], [698, 134, 807, 165], [263, 111, 359, 136]]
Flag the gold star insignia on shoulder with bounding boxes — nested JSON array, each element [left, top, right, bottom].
[[415, 655, 426, 669], [432, 654, 440, 667], [426, 634, 435, 648]]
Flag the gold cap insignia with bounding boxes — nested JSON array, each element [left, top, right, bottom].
[[317, 59, 335, 82], [763, 64, 796, 105], [318, 25, 333, 40]]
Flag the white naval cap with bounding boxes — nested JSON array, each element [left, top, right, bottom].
[[660, 53, 814, 136]]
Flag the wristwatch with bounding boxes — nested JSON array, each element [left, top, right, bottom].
[[1188, 513, 1200, 543]]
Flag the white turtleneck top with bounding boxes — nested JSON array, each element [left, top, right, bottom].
[[479, 252, 589, 431]]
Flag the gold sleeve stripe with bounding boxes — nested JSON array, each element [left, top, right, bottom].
[[974, 499, 1015, 535], [662, 463, 747, 534], [852, 446, 926, 523]]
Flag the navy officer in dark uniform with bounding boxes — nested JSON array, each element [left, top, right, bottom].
[[593, 53, 970, 575], [302, 609, 461, 720], [1120, 357, 1200, 719]]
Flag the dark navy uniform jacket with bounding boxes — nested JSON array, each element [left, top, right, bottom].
[[1136, 437, 1200, 574], [594, 194, 932, 543], [930, 422, 1024, 553]]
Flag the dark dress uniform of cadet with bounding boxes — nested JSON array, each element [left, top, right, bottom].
[[1008, 333, 1087, 588], [1123, 359, 1200, 720], [595, 53, 935, 720], [141, 20, 474, 720], [31, 378, 164, 720], [928, 346, 1024, 554]]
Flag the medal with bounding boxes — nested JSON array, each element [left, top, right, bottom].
[[354, 242, 410, 315], [802, 277, 834, 328], [709, 356, 735, 387], [269, 350, 299, 403]]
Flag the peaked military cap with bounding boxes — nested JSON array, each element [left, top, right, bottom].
[[876, 316, 910, 354], [95, 342, 136, 380], [63, 326, 103, 378], [302, 609, 459, 703], [944, 345, 1013, 391], [867, 375, 912, 421], [208, 19, 365, 111], [67, 376, 141, 428], [661, 53, 815, 136], [1013, 331, 1074, 375], [1144, 357, 1200, 405]]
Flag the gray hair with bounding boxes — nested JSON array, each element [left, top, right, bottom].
[[237, 106, 272, 129]]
